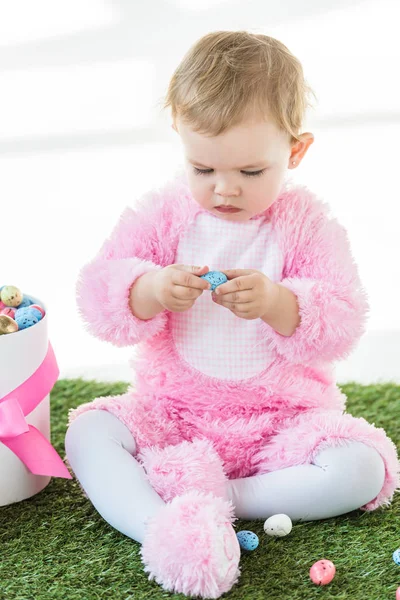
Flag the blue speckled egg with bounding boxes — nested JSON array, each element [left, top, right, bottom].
[[14, 307, 41, 330], [393, 549, 400, 565], [15, 306, 43, 322], [200, 271, 228, 291], [17, 296, 35, 309], [236, 530, 259, 551]]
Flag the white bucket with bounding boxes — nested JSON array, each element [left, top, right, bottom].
[[0, 296, 52, 506]]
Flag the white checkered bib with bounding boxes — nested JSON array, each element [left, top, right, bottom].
[[171, 212, 284, 381]]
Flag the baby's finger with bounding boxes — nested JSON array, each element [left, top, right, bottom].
[[213, 289, 253, 303], [173, 285, 203, 300], [222, 269, 255, 280], [214, 275, 254, 296], [173, 266, 211, 290]]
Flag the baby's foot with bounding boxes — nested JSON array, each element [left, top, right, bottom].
[[140, 490, 241, 598]]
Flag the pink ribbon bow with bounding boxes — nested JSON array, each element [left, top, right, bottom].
[[0, 342, 72, 479]]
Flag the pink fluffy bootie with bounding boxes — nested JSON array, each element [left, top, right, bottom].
[[140, 490, 241, 598], [137, 438, 229, 502]]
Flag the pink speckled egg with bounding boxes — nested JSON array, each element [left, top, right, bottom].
[[30, 304, 45, 317], [0, 307, 16, 319], [396, 587, 400, 600], [310, 559, 336, 585]]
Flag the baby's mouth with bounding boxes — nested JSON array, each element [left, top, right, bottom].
[[215, 206, 242, 213]]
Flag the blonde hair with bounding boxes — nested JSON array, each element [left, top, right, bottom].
[[161, 30, 316, 144]]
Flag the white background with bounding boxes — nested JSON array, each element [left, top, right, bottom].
[[1, 0, 399, 383]]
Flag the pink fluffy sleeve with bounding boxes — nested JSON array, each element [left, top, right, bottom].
[[76, 188, 178, 347], [262, 188, 369, 364]]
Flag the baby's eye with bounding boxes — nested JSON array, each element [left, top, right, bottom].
[[242, 169, 266, 177], [193, 167, 213, 176], [193, 167, 266, 178]]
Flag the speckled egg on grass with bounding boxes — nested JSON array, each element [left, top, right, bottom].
[[309, 559, 336, 585], [264, 514, 293, 537], [393, 548, 400, 565], [236, 530, 259, 551], [200, 271, 228, 291]]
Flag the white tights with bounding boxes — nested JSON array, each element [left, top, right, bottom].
[[64, 409, 385, 544]]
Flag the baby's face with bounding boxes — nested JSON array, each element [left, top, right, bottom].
[[175, 117, 295, 222]]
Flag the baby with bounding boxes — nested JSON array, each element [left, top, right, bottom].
[[65, 30, 399, 599]]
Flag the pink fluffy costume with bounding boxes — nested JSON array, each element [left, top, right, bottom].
[[68, 168, 399, 597]]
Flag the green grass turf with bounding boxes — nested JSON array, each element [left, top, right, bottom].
[[1, 379, 400, 600]]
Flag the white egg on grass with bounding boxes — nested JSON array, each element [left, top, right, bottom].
[[263, 514, 292, 537]]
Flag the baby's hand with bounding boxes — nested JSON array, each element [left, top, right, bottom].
[[153, 264, 211, 313], [212, 268, 278, 320]]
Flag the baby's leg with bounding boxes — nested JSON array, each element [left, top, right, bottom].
[[226, 441, 385, 521], [65, 409, 165, 543]]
